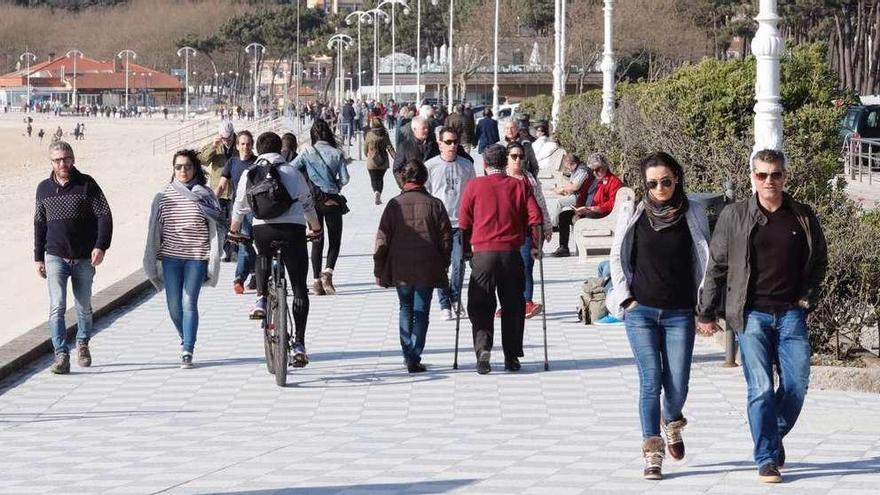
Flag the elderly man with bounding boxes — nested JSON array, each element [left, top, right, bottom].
[[548, 154, 591, 257], [394, 116, 473, 188], [199, 121, 236, 260], [499, 118, 539, 176], [697, 149, 827, 484]]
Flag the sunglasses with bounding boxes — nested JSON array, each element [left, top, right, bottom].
[[646, 178, 676, 190], [509, 153, 524, 160], [174, 163, 194, 171], [754, 171, 784, 181], [51, 157, 73, 164], [441, 139, 458, 145]]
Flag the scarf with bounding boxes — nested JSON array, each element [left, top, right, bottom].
[[643, 183, 688, 231], [171, 179, 229, 229]]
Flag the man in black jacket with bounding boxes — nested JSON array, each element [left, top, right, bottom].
[[697, 149, 827, 484], [34, 141, 113, 375], [393, 116, 473, 187]]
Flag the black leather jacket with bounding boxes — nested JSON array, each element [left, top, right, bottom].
[[697, 193, 828, 333]]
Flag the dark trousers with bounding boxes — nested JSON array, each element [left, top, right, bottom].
[[558, 209, 575, 249], [253, 223, 310, 345], [368, 169, 387, 194], [311, 208, 343, 278], [467, 250, 526, 359], [219, 198, 234, 258]]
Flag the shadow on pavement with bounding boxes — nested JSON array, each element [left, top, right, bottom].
[[0, 409, 199, 425], [688, 456, 880, 481], [203, 479, 478, 494]]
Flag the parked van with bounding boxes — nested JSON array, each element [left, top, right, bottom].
[[840, 105, 880, 141]]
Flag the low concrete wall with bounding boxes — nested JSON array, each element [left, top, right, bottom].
[[0, 269, 150, 383]]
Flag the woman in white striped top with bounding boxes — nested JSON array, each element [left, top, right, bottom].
[[144, 150, 226, 369]]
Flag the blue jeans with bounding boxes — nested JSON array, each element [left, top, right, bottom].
[[437, 229, 463, 310], [624, 304, 696, 438], [235, 214, 255, 283], [519, 236, 535, 302], [738, 308, 811, 466], [161, 257, 208, 354], [597, 260, 613, 295], [45, 254, 95, 354], [397, 286, 433, 365]]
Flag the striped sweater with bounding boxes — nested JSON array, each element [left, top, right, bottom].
[[157, 183, 210, 260]]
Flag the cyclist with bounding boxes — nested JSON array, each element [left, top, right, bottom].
[[231, 132, 322, 368]]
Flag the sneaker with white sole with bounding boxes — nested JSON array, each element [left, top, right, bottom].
[[181, 352, 194, 369], [595, 314, 624, 325], [441, 308, 454, 321], [291, 343, 309, 368]]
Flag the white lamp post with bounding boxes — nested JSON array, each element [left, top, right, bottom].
[[345, 10, 372, 99], [65, 49, 84, 109], [328, 34, 354, 109], [751, 0, 784, 158], [552, 0, 570, 129], [431, 0, 454, 112], [492, 0, 500, 117], [377, 0, 410, 103], [245, 43, 267, 119], [19, 51, 36, 112], [366, 8, 389, 101], [177, 46, 197, 120], [600, 0, 615, 127], [416, 0, 423, 105], [117, 49, 137, 110]]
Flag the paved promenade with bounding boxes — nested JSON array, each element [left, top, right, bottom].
[[2, 160, 880, 494]]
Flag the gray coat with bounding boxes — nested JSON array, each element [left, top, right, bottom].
[[607, 198, 711, 320], [696, 193, 828, 333]]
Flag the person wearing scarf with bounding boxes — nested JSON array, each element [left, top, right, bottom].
[[143, 149, 227, 369], [606, 152, 711, 480], [373, 159, 452, 373]]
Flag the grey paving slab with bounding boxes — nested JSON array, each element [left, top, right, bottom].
[[1, 158, 880, 494]]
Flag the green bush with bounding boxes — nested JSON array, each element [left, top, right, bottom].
[[552, 43, 880, 354], [519, 94, 554, 124]]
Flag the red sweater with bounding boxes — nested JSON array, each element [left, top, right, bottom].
[[575, 171, 623, 215], [459, 173, 543, 252]]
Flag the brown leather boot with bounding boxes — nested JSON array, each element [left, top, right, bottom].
[[642, 436, 665, 480], [663, 417, 688, 460], [320, 271, 336, 295]]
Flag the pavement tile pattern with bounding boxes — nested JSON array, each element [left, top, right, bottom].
[[2, 158, 880, 494]]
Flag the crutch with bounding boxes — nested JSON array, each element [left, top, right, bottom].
[[452, 252, 467, 370], [536, 225, 549, 371]]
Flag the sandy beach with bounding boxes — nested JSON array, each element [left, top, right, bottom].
[[0, 112, 212, 346]]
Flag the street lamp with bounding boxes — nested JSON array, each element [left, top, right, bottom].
[[328, 34, 354, 109], [377, 0, 410, 103], [177, 46, 197, 120], [245, 42, 267, 119], [117, 49, 137, 110], [19, 51, 36, 111], [599, 0, 615, 127], [345, 10, 372, 99], [491, 0, 500, 117], [66, 49, 84, 109], [365, 8, 389, 101], [431, 0, 454, 113], [751, 0, 784, 159]]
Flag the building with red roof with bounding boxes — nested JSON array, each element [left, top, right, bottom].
[[0, 55, 183, 109]]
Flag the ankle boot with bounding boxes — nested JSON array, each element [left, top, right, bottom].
[[663, 417, 688, 460], [320, 271, 336, 295], [642, 436, 665, 480]]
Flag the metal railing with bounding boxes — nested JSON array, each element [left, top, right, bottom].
[[151, 118, 217, 155], [843, 135, 880, 184]]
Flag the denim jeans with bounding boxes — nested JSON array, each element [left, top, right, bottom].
[[397, 285, 433, 365], [624, 304, 696, 438], [597, 260, 613, 295], [519, 235, 535, 302], [438, 229, 463, 310], [738, 308, 811, 466], [235, 213, 255, 283], [45, 254, 95, 354], [161, 257, 208, 354]]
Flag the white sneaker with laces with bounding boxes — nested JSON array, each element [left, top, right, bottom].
[[441, 309, 453, 321]]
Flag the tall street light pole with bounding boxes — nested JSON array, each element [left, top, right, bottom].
[[751, 0, 784, 162], [177, 46, 197, 120], [296, 0, 301, 120], [599, 0, 615, 127], [492, 0, 499, 117], [328, 34, 354, 109], [245, 43, 267, 119], [65, 49, 83, 109], [19, 51, 36, 112], [377, 0, 410, 103], [117, 49, 137, 110], [346, 10, 371, 99], [367, 8, 389, 101], [446, 0, 454, 113]]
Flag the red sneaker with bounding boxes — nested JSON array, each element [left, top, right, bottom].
[[525, 301, 543, 319], [233, 280, 244, 295]]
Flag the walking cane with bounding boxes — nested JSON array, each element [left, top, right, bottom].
[[536, 225, 549, 371], [452, 252, 466, 370]]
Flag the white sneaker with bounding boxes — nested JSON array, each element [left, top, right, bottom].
[[441, 309, 454, 321], [456, 306, 467, 318]]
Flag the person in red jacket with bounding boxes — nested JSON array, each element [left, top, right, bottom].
[[459, 144, 543, 374], [555, 153, 624, 255]]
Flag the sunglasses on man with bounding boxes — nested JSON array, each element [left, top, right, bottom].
[[441, 139, 458, 146], [754, 171, 784, 181]]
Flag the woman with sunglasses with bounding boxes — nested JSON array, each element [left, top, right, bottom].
[[144, 150, 227, 369], [607, 152, 710, 480], [504, 141, 552, 319]]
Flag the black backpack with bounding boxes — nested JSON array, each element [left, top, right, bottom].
[[245, 159, 296, 219]]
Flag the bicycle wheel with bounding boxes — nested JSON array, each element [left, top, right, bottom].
[[263, 292, 276, 375], [273, 277, 289, 387]]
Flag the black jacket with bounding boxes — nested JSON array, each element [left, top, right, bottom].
[[697, 193, 828, 332], [34, 167, 113, 262], [392, 137, 473, 175]]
